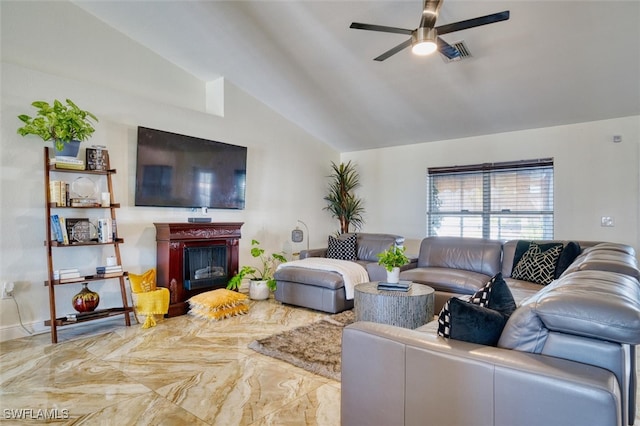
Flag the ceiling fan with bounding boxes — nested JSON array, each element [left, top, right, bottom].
[[350, 0, 510, 61]]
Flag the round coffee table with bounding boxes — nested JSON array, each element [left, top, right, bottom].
[[354, 282, 435, 329]]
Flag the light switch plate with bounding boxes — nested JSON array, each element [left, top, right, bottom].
[[601, 216, 614, 227]]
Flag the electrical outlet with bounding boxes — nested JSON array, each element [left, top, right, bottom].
[[601, 216, 615, 227], [1, 282, 15, 299]]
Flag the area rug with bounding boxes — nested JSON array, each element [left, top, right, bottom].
[[248, 309, 355, 381]]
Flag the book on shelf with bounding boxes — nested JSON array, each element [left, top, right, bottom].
[[70, 198, 99, 208], [50, 214, 64, 243], [49, 180, 68, 207], [96, 264, 122, 272], [65, 310, 109, 322], [111, 219, 118, 240], [58, 268, 83, 282], [55, 156, 85, 170], [59, 276, 85, 283], [57, 216, 70, 245], [95, 272, 124, 279]]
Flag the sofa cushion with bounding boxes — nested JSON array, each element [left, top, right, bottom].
[[274, 266, 345, 290], [326, 234, 357, 260], [400, 267, 494, 295], [511, 242, 563, 285], [416, 236, 502, 277], [570, 248, 640, 280], [355, 233, 401, 262]]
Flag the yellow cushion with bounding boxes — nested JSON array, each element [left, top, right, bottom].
[[188, 289, 249, 321], [190, 304, 250, 321], [129, 269, 156, 293]]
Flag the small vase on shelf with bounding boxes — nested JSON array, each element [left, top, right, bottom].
[[72, 283, 100, 312]]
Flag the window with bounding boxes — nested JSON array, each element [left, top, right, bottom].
[[427, 159, 554, 240]]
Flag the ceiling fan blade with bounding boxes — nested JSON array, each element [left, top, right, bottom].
[[437, 37, 460, 60], [350, 22, 413, 36], [374, 38, 412, 61], [435, 10, 510, 36]]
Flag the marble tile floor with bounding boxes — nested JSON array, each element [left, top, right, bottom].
[[2, 298, 640, 425], [0, 298, 340, 425]]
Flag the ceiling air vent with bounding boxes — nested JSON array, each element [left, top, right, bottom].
[[442, 40, 472, 63]]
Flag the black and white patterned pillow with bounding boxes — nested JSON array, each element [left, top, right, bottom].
[[511, 242, 563, 285], [469, 276, 494, 307], [326, 234, 357, 260], [437, 298, 452, 338]]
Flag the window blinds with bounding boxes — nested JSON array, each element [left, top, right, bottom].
[[427, 159, 554, 239]]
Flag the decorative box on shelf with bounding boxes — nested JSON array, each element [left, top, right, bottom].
[[86, 146, 109, 171]]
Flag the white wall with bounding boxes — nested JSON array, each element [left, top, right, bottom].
[[0, 1, 338, 340], [342, 116, 640, 254]]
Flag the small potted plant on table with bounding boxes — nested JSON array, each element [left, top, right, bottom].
[[227, 239, 287, 300], [377, 245, 410, 284], [17, 98, 98, 157]]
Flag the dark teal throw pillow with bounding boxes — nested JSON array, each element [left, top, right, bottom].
[[447, 298, 507, 346], [554, 241, 581, 278]]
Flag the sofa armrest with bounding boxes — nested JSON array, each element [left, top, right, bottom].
[[300, 248, 327, 259], [342, 321, 622, 426]]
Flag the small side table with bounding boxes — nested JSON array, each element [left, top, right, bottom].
[[354, 282, 435, 329]]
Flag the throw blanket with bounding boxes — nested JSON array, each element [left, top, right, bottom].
[[277, 258, 369, 300]]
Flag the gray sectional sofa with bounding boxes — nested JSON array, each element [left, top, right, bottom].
[[274, 233, 407, 313], [342, 236, 640, 426]]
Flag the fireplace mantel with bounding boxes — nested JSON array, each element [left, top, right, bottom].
[[154, 222, 243, 316]]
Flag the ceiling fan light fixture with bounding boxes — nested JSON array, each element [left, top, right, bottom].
[[411, 27, 438, 56]]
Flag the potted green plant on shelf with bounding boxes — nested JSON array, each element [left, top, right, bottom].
[[377, 245, 410, 283], [17, 98, 99, 157], [227, 239, 288, 300]]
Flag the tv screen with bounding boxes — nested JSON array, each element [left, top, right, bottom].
[[135, 127, 247, 209]]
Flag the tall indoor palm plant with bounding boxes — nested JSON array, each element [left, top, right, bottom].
[[324, 161, 365, 234]]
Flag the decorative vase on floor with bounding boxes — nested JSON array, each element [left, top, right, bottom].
[[386, 267, 401, 284], [72, 283, 100, 312], [249, 280, 270, 300]]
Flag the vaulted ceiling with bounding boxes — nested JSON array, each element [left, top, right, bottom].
[[74, 1, 640, 152]]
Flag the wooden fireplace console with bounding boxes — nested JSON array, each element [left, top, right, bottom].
[[154, 222, 243, 317]]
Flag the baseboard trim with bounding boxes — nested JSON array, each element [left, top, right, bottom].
[[0, 321, 46, 342], [0, 315, 136, 343]]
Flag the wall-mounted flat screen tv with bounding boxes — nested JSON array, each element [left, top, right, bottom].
[[135, 126, 247, 209]]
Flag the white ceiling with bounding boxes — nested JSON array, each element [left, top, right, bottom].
[[74, 1, 640, 152]]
